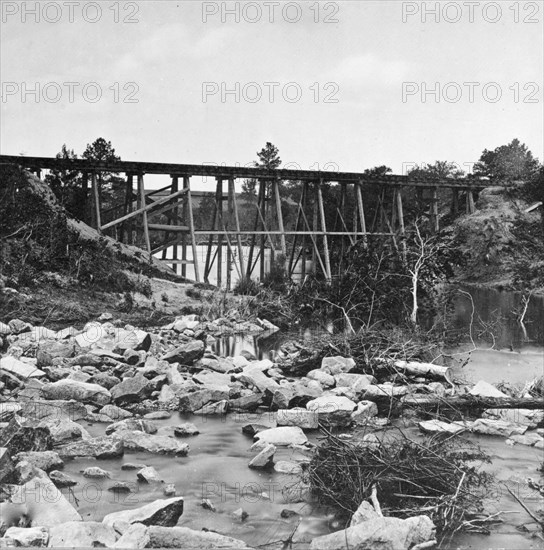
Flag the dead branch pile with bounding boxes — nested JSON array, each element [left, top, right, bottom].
[[305, 430, 493, 538]]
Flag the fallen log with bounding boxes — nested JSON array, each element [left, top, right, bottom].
[[400, 395, 544, 411], [393, 360, 451, 382]]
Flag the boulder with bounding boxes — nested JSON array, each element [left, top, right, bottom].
[[419, 420, 466, 435], [178, 388, 229, 413], [471, 418, 527, 437], [111, 430, 189, 456], [174, 423, 200, 437], [41, 379, 111, 406], [90, 373, 121, 389], [307, 369, 336, 388], [274, 461, 302, 475], [306, 396, 357, 428], [105, 418, 158, 435], [144, 410, 171, 420], [0, 355, 45, 379], [3, 526, 49, 547], [10, 471, 82, 526], [350, 501, 380, 526], [469, 380, 509, 398], [248, 443, 275, 469], [351, 401, 379, 424], [49, 470, 77, 487], [254, 426, 308, 446], [14, 451, 63, 472], [228, 393, 263, 411], [83, 466, 110, 478], [113, 522, 150, 548], [57, 436, 124, 459], [48, 521, 117, 547], [37, 417, 91, 444], [112, 329, 152, 353], [310, 515, 436, 550], [161, 340, 205, 365], [102, 496, 184, 527], [276, 408, 319, 430], [507, 433, 544, 447], [0, 416, 52, 455], [137, 466, 162, 483], [147, 526, 251, 548], [99, 404, 133, 420], [193, 399, 228, 415], [21, 400, 87, 422], [335, 373, 376, 391], [234, 361, 280, 394], [321, 356, 356, 375], [110, 374, 150, 404]]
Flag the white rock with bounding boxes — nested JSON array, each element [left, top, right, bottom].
[[10, 471, 82, 526], [321, 356, 356, 375], [351, 401, 378, 424], [306, 395, 357, 427], [276, 408, 319, 430], [102, 497, 184, 527], [41, 379, 111, 406], [48, 521, 116, 547], [113, 522, 150, 548], [307, 369, 336, 388], [0, 356, 45, 379], [310, 515, 436, 550], [419, 419, 466, 435], [469, 380, 509, 398], [3, 526, 49, 547], [274, 461, 302, 475], [248, 443, 276, 469], [147, 526, 251, 548], [255, 426, 308, 446], [471, 418, 527, 437], [137, 466, 162, 483]]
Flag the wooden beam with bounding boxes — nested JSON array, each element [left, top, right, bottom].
[[273, 178, 287, 257], [148, 224, 189, 232], [229, 177, 246, 281], [396, 187, 406, 263], [356, 181, 367, 248], [185, 177, 200, 283], [91, 172, 101, 232], [138, 174, 151, 253], [100, 188, 188, 230], [317, 181, 332, 282], [216, 177, 224, 287]]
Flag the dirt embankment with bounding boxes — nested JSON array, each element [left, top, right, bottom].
[[0, 165, 233, 329], [448, 186, 544, 293]]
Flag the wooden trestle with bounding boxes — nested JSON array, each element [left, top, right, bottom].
[[1, 155, 488, 288]]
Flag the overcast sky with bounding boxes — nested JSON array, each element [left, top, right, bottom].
[[1, 0, 543, 189]]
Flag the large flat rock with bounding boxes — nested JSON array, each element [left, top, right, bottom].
[[102, 496, 184, 527]]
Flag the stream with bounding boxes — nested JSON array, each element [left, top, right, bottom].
[[63, 287, 543, 549]]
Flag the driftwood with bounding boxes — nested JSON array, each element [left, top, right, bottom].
[[400, 395, 544, 411], [393, 360, 451, 381]]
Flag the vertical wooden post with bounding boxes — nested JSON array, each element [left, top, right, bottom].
[[215, 177, 224, 288], [229, 177, 246, 281], [204, 188, 218, 284], [391, 189, 398, 230], [171, 176, 182, 275], [466, 189, 475, 214], [396, 187, 406, 263], [301, 182, 309, 279], [432, 187, 439, 233], [259, 180, 266, 281], [273, 178, 287, 257], [123, 174, 134, 244], [312, 183, 319, 274], [246, 180, 264, 280], [82, 172, 89, 225], [339, 183, 347, 274], [92, 172, 102, 232], [452, 188, 459, 216], [185, 177, 200, 283], [317, 180, 332, 283], [356, 181, 367, 248], [138, 173, 151, 252]]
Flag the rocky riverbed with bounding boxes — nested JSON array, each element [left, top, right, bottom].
[[0, 313, 543, 549]]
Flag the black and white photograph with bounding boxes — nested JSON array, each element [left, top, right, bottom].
[[0, 1, 543, 548]]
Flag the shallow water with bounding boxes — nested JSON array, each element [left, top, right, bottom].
[[64, 287, 543, 548]]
